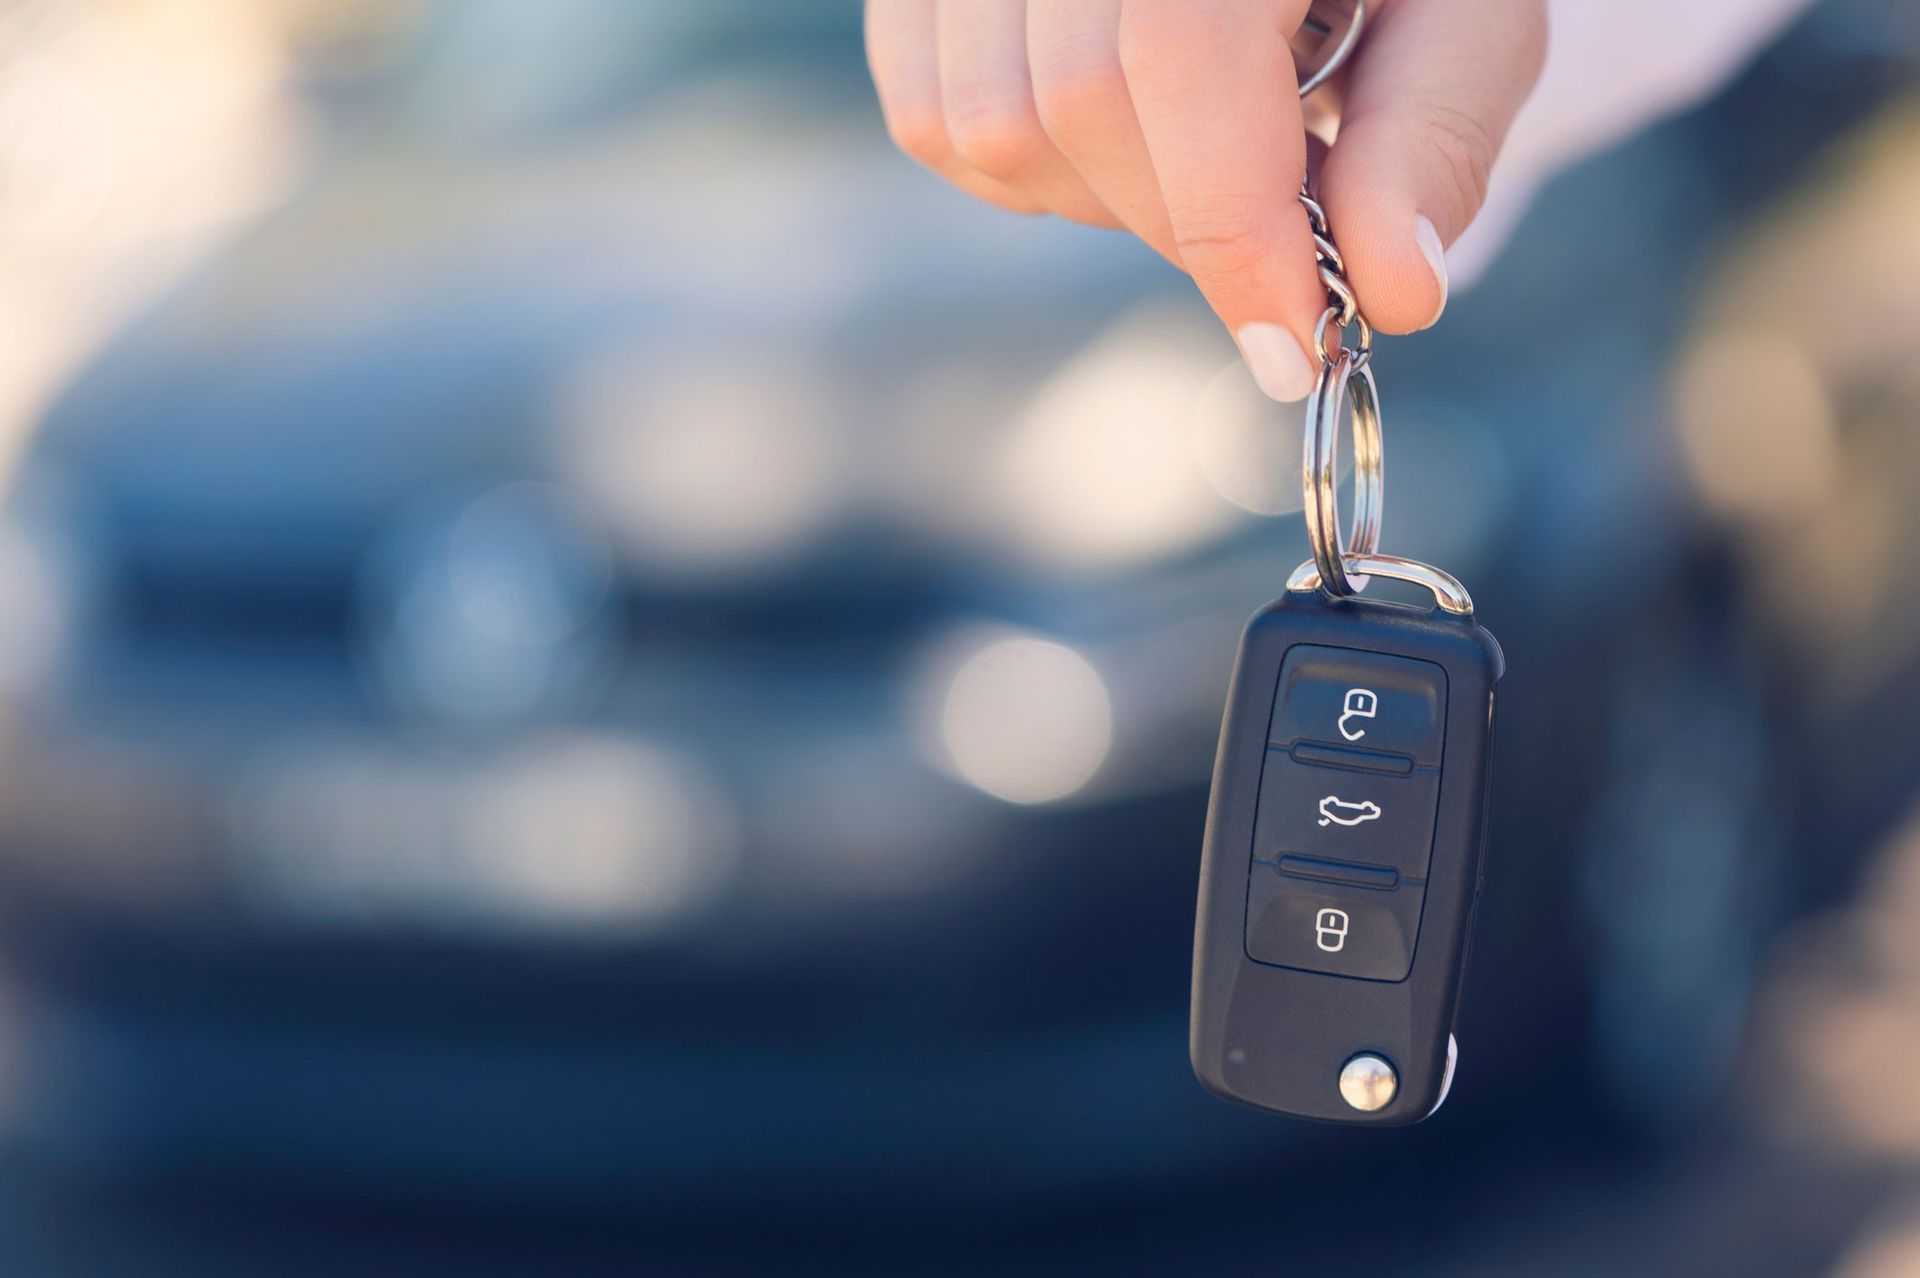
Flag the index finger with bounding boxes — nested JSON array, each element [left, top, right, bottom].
[[1118, 0, 1327, 402]]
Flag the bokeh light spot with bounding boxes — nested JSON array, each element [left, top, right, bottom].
[[1674, 330, 1837, 520], [937, 635, 1113, 806]]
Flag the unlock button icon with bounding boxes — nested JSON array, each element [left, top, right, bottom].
[[1338, 688, 1378, 741]]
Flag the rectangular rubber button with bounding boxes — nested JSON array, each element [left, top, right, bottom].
[[1252, 749, 1441, 880], [1244, 864, 1424, 981], [1270, 645, 1448, 767]]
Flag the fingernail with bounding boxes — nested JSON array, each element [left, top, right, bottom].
[[1235, 323, 1316, 402], [1414, 213, 1448, 327]]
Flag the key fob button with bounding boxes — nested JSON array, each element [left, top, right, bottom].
[[1270, 646, 1448, 766], [1252, 750, 1442, 881], [1244, 865, 1424, 982]]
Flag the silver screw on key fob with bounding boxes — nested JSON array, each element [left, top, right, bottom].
[[1191, 7, 1502, 1125]]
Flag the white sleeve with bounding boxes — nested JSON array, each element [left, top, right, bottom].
[[1450, 0, 1820, 287]]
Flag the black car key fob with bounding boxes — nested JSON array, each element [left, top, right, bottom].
[[1191, 589, 1502, 1124]]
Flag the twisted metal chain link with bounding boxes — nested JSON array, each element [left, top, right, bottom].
[[1284, 0, 1474, 613], [1298, 181, 1373, 370]]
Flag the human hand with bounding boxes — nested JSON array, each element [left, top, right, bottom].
[[866, 0, 1546, 400]]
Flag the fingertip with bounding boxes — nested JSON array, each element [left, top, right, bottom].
[[1236, 322, 1317, 403], [1317, 157, 1450, 335], [1356, 218, 1447, 334], [1174, 196, 1329, 380], [1414, 213, 1449, 325]]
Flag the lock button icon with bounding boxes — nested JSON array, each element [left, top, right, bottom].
[[1315, 908, 1350, 953]]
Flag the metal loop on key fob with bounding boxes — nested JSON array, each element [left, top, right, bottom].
[[1287, 554, 1475, 616], [1301, 348, 1382, 597]]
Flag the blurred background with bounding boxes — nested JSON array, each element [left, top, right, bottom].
[[1, 0, 1919, 1273]]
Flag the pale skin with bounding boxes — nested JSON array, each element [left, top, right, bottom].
[[865, 0, 1548, 401]]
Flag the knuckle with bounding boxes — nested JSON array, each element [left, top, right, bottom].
[[1113, 5, 1164, 82], [1062, 203, 1126, 231], [884, 106, 950, 165], [1169, 202, 1276, 280], [1416, 101, 1499, 228], [1118, 0, 1251, 95], [1030, 38, 1126, 141], [944, 89, 1047, 178], [1115, 0, 1190, 79]]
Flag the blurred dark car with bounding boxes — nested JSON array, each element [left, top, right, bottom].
[[0, 2, 1910, 1262]]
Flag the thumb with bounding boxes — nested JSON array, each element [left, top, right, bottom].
[[1318, 0, 1548, 334]]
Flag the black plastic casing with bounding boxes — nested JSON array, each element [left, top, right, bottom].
[[1191, 591, 1503, 1125]]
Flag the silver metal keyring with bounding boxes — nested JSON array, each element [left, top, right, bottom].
[[1287, 553, 1475, 616], [1286, 0, 1475, 619], [1295, 0, 1367, 99], [1302, 347, 1382, 596], [1290, 355, 1477, 615]]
